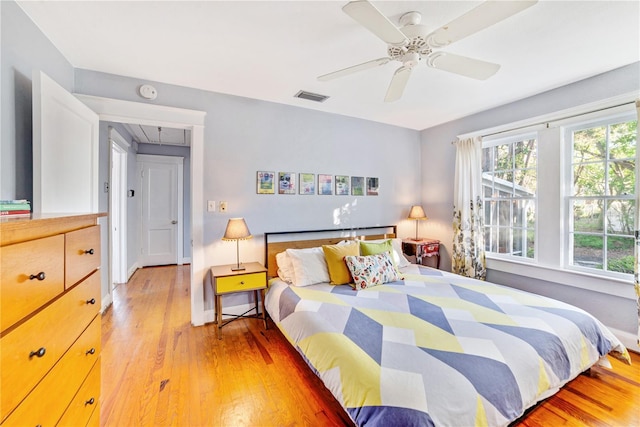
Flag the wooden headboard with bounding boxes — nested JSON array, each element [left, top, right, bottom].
[[264, 225, 397, 278]]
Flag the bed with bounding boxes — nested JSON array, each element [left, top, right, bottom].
[[263, 227, 630, 427]]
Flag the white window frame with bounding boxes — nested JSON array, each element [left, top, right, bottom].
[[562, 110, 637, 279], [458, 92, 638, 299], [482, 132, 538, 261]]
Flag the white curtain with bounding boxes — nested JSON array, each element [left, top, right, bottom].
[[635, 100, 640, 345], [452, 136, 486, 280]]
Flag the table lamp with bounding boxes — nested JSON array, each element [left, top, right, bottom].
[[408, 205, 428, 241], [222, 217, 253, 271]]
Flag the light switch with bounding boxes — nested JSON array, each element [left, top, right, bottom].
[[220, 201, 228, 212], [207, 200, 216, 212]]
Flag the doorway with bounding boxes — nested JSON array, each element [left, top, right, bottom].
[[138, 154, 184, 267], [109, 128, 129, 287], [76, 94, 207, 326]]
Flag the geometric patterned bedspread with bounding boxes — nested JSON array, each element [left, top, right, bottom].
[[265, 264, 630, 427]]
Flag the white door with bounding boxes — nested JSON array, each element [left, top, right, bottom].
[[32, 71, 99, 213], [109, 129, 128, 285], [138, 154, 183, 267]]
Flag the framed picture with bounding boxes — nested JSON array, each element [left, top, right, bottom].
[[351, 176, 364, 196], [366, 177, 379, 195], [318, 174, 332, 195], [278, 172, 296, 194], [299, 173, 315, 195], [256, 171, 275, 194], [335, 175, 349, 195]]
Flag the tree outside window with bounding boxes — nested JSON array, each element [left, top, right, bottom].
[[569, 117, 637, 274], [482, 136, 537, 259]]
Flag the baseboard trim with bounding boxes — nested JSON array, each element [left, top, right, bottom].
[[608, 326, 640, 352], [101, 293, 113, 314], [127, 263, 139, 281]]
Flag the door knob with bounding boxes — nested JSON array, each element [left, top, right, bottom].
[[171, 220, 178, 224]]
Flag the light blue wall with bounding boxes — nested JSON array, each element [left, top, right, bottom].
[[1, 1, 74, 200], [420, 61, 640, 336], [74, 69, 422, 309]]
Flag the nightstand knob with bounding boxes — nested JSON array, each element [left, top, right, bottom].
[[240, 281, 245, 285]]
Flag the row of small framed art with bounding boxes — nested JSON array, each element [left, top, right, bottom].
[[257, 171, 379, 196]]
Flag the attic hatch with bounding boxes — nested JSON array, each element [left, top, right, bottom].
[[124, 123, 191, 146], [294, 90, 329, 103]]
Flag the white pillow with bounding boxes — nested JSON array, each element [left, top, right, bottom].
[[275, 251, 295, 283], [286, 247, 330, 286], [365, 238, 411, 268]]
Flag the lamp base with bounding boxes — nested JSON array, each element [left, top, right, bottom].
[[231, 265, 246, 271]]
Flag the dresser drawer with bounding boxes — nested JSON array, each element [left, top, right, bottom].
[[0, 271, 101, 420], [65, 225, 100, 288], [1, 315, 101, 426], [0, 234, 65, 333], [57, 359, 101, 427], [215, 272, 266, 294]]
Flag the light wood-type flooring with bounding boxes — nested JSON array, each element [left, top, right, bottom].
[[101, 265, 640, 427]]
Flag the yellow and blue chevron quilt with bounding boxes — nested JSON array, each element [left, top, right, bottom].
[[265, 264, 630, 427]]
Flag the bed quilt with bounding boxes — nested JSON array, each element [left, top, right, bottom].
[[265, 264, 630, 427]]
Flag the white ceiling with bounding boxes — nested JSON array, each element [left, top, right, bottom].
[[124, 123, 191, 146], [17, 1, 640, 131]]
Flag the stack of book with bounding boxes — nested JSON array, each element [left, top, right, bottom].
[[0, 199, 31, 216]]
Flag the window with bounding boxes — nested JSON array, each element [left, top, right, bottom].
[[482, 135, 537, 259], [566, 114, 637, 275]]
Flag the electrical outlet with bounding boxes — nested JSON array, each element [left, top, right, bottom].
[[219, 201, 228, 212], [207, 200, 216, 212]]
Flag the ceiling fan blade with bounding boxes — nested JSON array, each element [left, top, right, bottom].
[[427, 0, 538, 48], [343, 1, 408, 46], [427, 52, 500, 80], [384, 66, 412, 102], [318, 57, 391, 81]]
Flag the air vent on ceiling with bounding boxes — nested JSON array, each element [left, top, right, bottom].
[[294, 90, 329, 103]]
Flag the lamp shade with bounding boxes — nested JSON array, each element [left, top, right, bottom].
[[408, 205, 428, 220], [222, 218, 252, 241]]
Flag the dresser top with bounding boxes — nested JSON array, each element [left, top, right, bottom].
[[1, 213, 106, 246]]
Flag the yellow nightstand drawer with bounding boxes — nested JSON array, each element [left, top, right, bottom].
[[216, 272, 266, 294]]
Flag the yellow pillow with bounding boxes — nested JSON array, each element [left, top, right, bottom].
[[322, 242, 360, 285]]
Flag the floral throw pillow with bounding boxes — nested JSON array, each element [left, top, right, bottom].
[[344, 252, 401, 290]]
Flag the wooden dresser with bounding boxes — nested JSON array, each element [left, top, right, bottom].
[[0, 213, 105, 426]]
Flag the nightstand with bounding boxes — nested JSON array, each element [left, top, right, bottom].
[[402, 238, 441, 269], [210, 262, 267, 339]]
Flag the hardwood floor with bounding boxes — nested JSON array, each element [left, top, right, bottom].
[[101, 265, 640, 427]]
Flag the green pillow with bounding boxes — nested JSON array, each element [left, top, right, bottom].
[[359, 240, 399, 272]]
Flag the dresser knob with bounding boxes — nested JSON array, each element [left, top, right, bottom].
[[85, 397, 95, 406], [86, 298, 96, 305], [240, 281, 245, 285], [84, 248, 94, 255], [29, 272, 46, 281], [86, 348, 96, 355], [29, 347, 46, 358]]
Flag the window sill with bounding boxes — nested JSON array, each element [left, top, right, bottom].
[[485, 255, 635, 300]]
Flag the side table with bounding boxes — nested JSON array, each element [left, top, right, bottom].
[[210, 262, 267, 339], [402, 238, 441, 269]]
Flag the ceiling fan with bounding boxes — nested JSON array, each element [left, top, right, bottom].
[[318, 0, 538, 102]]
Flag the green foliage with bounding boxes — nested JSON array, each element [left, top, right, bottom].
[[608, 255, 635, 274]]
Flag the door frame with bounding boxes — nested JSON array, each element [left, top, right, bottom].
[[109, 127, 129, 286], [76, 94, 206, 326], [137, 154, 184, 267]]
